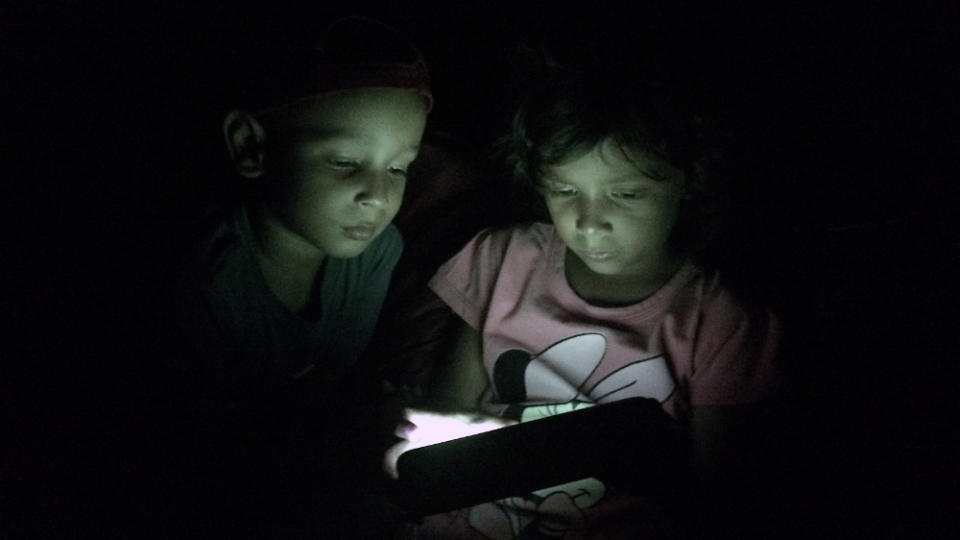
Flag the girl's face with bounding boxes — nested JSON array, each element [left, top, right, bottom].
[[265, 87, 427, 259], [542, 138, 686, 279]]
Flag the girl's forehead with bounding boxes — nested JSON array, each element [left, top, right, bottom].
[[547, 140, 682, 182]]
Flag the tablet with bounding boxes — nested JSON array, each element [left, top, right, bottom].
[[392, 397, 686, 517]]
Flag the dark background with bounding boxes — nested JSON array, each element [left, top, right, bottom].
[[3, 1, 958, 538]]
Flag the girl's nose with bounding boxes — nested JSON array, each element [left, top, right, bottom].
[[575, 197, 612, 234]]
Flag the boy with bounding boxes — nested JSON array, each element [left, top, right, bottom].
[[147, 15, 432, 537], [177, 15, 431, 404]]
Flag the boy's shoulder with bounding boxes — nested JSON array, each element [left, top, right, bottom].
[[182, 206, 403, 286], [371, 222, 403, 255], [347, 222, 404, 277], [179, 204, 250, 289]]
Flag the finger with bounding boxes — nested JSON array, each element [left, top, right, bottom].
[[395, 419, 416, 440], [382, 439, 412, 480]]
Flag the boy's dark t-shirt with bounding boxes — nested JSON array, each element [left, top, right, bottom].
[[142, 206, 404, 535], [171, 205, 403, 407]]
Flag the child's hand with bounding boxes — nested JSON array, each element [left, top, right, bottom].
[[382, 408, 517, 479]]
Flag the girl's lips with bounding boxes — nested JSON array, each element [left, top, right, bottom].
[[342, 224, 376, 241], [581, 250, 617, 262]]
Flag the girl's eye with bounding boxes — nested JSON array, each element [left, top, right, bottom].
[[545, 184, 578, 197], [388, 167, 408, 179]]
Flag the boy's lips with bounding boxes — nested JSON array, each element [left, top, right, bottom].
[[342, 223, 377, 241]]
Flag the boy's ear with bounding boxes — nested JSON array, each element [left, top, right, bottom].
[[223, 110, 266, 179]]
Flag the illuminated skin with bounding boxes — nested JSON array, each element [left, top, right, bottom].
[[383, 409, 516, 479], [225, 87, 427, 314], [542, 138, 687, 306], [258, 88, 427, 260]]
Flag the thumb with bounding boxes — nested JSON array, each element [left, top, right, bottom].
[[382, 439, 412, 480]]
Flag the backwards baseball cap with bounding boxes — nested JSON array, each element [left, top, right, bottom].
[[248, 15, 433, 114]]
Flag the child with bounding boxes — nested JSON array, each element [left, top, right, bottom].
[[388, 65, 782, 539], [171, 15, 431, 403], [146, 14, 432, 537]]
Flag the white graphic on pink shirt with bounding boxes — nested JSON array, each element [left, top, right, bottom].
[[470, 333, 676, 538]]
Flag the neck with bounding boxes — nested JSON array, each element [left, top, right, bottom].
[[565, 249, 683, 307], [249, 205, 326, 315]]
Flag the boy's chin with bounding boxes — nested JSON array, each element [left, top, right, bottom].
[[324, 241, 372, 259]]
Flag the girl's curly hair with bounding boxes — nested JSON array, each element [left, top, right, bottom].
[[495, 64, 726, 256]]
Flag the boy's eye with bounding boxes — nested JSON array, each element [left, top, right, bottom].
[[328, 158, 360, 170], [388, 167, 408, 179]]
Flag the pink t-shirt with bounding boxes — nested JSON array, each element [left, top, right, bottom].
[[411, 223, 781, 539]]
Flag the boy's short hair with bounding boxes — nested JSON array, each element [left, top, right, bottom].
[[240, 15, 432, 114], [499, 66, 723, 254]]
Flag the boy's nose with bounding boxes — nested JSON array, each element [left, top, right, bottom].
[[355, 172, 392, 208]]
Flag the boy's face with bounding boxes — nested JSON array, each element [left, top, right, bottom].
[[542, 139, 686, 277], [263, 87, 427, 259]]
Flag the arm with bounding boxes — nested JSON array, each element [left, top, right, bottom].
[[690, 404, 757, 481], [683, 289, 783, 535], [689, 403, 773, 538], [383, 319, 515, 479]]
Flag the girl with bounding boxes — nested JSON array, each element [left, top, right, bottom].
[[388, 66, 782, 539]]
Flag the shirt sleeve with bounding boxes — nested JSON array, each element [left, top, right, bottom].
[[689, 285, 783, 406], [427, 228, 510, 330]]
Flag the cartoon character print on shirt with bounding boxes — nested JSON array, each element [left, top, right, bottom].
[[467, 333, 676, 539]]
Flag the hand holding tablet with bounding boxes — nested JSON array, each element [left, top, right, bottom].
[[382, 398, 686, 517], [383, 408, 518, 479]]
